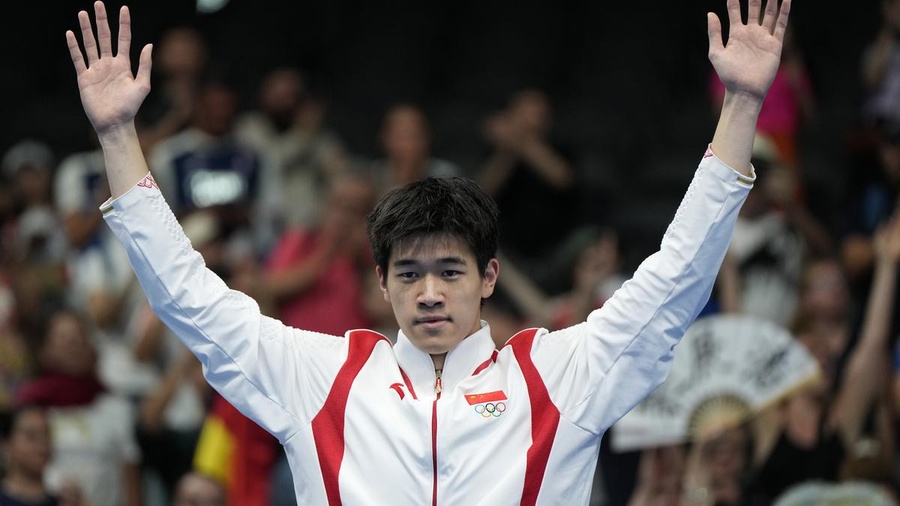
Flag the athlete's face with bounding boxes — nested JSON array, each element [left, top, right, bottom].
[[377, 233, 498, 357]]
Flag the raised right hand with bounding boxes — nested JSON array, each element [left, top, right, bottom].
[[66, 2, 152, 135]]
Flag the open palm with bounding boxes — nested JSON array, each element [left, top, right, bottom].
[[708, 0, 791, 101], [66, 1, 152, 135]]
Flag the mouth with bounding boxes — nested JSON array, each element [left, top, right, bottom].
[[415, 316, 451, 329]]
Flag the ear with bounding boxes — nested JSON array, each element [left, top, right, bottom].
[[375, 266, 390, 302], [481, 258, 500, 299]]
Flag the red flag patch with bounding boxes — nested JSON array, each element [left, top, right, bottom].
[[465, 390, 508, 405]]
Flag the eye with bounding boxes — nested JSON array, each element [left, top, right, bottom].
[[397, 271, 418, 280], [442, 270, 461, 278]]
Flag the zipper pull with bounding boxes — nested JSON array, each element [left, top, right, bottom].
[[434, 369, 443, 395]]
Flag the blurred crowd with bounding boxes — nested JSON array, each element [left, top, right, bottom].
[[3, 2, 900, 505]]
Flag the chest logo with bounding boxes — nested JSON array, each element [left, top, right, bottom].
[[390, 383, 406, 400], [465, 390, 508, 419]]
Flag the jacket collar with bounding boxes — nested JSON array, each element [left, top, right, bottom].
[[394, 321, 495, 400]]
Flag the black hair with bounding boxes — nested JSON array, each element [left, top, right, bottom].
[[366, 176, 500, 276]]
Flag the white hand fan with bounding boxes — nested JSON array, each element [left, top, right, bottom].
[[611, 314, 820, 452]]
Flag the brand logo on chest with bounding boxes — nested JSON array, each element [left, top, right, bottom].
[[465, 390, 508, 419]]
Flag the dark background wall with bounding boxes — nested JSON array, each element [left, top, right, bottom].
[[0, 0, 883, 268]]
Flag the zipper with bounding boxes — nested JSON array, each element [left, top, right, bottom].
[[431, 369, 442, 506]]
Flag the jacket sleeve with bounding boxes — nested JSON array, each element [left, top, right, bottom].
[[101, 175, 348, 443], [529, 149, 754, 435]]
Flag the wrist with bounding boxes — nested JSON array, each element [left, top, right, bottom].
[[96, 122, 140, 148], [721, 90, 765, 114]]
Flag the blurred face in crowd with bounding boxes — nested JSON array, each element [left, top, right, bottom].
[[194, 84, 237, 137], [157, 27, 207, 79], [41, 312, 95, 377], [571, 231, 620, 288], [325, 177, 375, 224], [3, 407, 52, 480], [704, 427, 749, 484], [172, 472, 226, 506], [320, 176, 376, 252], [259, 68, 305, 131], [377, 234, 498, 358], [381, 105, 430, 163], [794, 260, 850, 386], [799, 259, 849, 319]]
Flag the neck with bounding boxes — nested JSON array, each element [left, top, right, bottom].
[[430, 353, 446, 372]]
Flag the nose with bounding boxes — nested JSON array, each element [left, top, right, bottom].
[[417, 274, 444, 309]]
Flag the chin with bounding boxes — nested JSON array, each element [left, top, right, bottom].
[[417, 340, 454, 356], [410, 333, 457, 355]]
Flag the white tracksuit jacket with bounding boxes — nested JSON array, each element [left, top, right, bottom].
[[101, 148, 753, 505]]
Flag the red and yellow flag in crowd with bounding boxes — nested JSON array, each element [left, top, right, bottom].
[[194, 393, 280, 506]]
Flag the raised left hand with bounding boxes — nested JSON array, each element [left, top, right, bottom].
[[707, 0, 791, 102]]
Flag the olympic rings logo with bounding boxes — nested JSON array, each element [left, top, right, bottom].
[[473, 402, 507, 418]]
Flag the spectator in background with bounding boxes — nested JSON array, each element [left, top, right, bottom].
[[628, 218, 900, 506], [137, 26, 207, 154], [0, 140, 65, 264], [137, 347, 211, 503], [627, 425, 754, 506], [0, 405, 86, 506], [369, 103, 461, 197], [53, 138, 152, 401], [862, 0, 900, 127], [0, 140, 67, 340], [477, 88, 584, 294], [728, 133, 831, 327], [493, 226, 627, 332], [16, 308, 141, 506], [840, 119, 900, 340], [54, 139, 134, 321], [262, 173, 394, 338], [150, 78, 274, 258], [234, 66, 350, 231], [744, 215, 900, 502], [789, 258, 852, 383]]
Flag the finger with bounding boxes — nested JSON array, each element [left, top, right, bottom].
[[65, 30, 88, 75], [762, 0, 779, 32], [773, 0, 791, 42], [135, 43, 154, 89], [78, 10, 99, 65], [726, 0, 742, 27], [707, 12, 724, 55], [117, 6, 132, 59], [95, 1, 113, 57], [748, 0, 762, 25]]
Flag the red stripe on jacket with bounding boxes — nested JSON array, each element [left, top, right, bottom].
[[311, 330, 385, 505], [508, 328, 560, 506]]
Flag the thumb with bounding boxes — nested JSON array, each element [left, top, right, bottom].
[[707, 12, 724, 57]]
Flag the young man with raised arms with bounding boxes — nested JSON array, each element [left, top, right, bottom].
[[64, 0, 789, 503]]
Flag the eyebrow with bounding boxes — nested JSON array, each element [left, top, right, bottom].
[[392, 257, 469, 267]]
